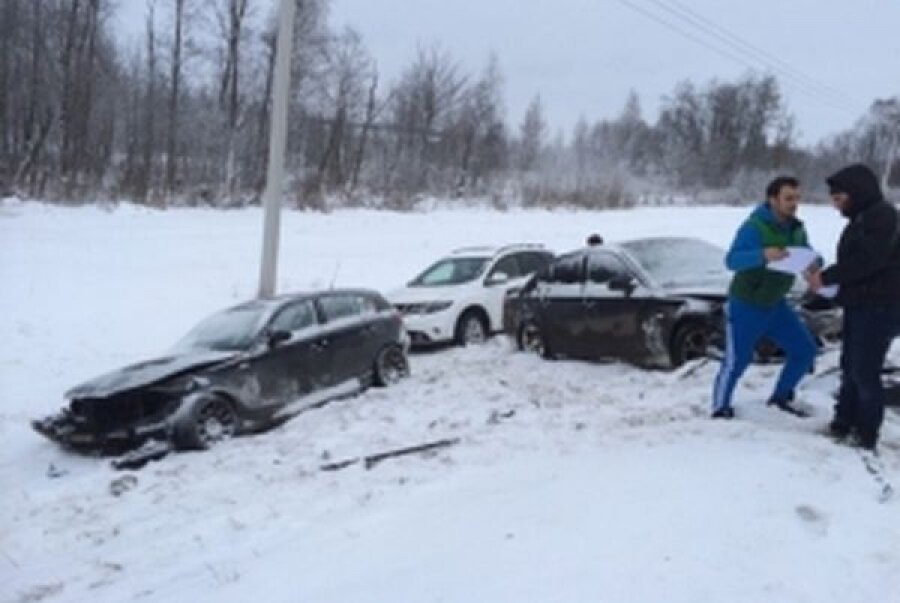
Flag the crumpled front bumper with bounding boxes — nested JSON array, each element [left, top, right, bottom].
[[32, 409, 169, 452]]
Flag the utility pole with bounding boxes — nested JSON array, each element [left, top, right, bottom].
[[258, 0, 296, 299]]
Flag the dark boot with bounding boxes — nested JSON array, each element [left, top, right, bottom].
[[828, 419, 852, 439], [711, 407, 735, 419], [767, 395, 809, 418], [853, 430, 878, 452]]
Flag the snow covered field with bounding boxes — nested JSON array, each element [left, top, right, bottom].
[[1, 199, 898, 603]]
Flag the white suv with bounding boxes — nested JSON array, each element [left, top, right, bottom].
[[389, 245, 554, 346]]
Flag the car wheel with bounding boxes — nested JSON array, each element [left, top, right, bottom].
[[455, 310, 488, 346], [670, 322, 712, 367], [754, 337, 781, 363], [518, 321, 553, 359], [173, 394, 238, 450], [373, 344, 409, 386]]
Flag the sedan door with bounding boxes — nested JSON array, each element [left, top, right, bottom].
[[580, 251, 650, 362], [315, 294, 372, 387], [533, 252, 591, 358], [228, 299, 323, 414], [265, 299, 327, 397]]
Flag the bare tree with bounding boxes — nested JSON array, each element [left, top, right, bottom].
[[310, 28, 374, 190], [871, 98, 900, 189], [138, 1, 160, 203], [0, 0, 15, 180], [453, 54, 506, 194], [349, 73, 380, 193], [212, 0, 250, 204], [7, 0, 56, 194], [164, 0, 188, 200], [517, 94, 546, 173], [385, 46, 466, 194]]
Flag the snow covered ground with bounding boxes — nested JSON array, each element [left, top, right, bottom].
[[1, 199, 898, 603]]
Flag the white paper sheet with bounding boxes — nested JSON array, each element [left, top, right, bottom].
[[766, 246, 820, 275], [816, 284, 839, 299]]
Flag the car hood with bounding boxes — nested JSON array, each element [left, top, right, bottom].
[[65, 350, 237, 399], [662, 285, 727, 301]]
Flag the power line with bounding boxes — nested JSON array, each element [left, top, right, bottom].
[[617, 0, 858, 116], [617, 0, 760, 72], [664, 0, 854, 105], [653, 0, 858, 109]]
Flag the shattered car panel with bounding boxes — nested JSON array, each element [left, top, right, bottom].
[[64, 351, 236, 399], [33, 289, 409, 457]]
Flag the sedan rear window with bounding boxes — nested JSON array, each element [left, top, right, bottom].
[[547, 253, 585, 284], [320, 295, 368, 321]]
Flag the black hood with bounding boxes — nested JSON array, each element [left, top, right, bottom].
[[826, 164, 884, 217], [65, 350, 236, 399]]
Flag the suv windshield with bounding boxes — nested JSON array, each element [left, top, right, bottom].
[[621, 238, 730, 289], [410, 257, 489, 287], [173, 303, 271, 352]]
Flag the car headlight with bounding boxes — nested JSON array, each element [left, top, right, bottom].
[[422, 301, 452, 314], [156, 375, 209, 394], [399, 301, 452, 315]]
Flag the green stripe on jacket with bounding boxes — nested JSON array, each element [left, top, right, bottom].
[[729, 217, 807, 307]]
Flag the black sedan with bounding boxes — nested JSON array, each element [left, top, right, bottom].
[[504, 237, 841, 368], [33, 289, 409, 459]]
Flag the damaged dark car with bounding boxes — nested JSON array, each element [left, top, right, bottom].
[[503, 237, 841, 368], [33, 289, 410, 463]]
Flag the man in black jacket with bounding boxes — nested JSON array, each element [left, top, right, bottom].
[[806, 164, 900, 451]]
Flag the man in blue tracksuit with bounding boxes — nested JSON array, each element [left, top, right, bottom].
[[711, 176, 818, 419]]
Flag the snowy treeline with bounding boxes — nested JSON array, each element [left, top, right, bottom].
[[0, 0, 898, 208]]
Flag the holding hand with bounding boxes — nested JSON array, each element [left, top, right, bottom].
[[763, 247, 788, 262], [803, 268, 823, 292]]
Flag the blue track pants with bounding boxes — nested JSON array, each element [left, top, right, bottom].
[[712, 298, 817, 412]]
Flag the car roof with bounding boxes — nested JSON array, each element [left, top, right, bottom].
[[449, 243, 547, 258], [618, 235, 716, 247], [229, 289, 386, 312], [579, 236, 719, 255]]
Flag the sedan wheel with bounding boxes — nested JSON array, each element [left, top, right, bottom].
[[374, 345, 409, 386], [670, 323, 711, 367], [174, 395, 238, 450], [519, 322, 545, 355]]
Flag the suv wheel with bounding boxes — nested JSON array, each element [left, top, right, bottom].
[[455, 310, 488, 346]]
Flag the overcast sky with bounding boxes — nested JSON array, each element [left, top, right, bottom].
[[118, 0, 900, 145]]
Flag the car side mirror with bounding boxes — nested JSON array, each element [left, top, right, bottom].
[[267, 330, 291, 348], [487, 272, 509, 286], [608, 275, 635, 294]]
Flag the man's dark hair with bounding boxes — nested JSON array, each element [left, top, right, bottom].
[[766, 176, 800, 199], [586, 233, 603, 246]]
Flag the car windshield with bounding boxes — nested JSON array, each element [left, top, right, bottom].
[[621, 238, 731, 289], [409, 257, 489, 287], [172, 303, 271, 352]]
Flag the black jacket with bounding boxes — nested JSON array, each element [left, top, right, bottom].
[[820, 164, 900, 307]]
